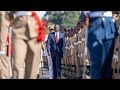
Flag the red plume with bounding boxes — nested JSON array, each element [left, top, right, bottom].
[[32, 11, 45, 42]]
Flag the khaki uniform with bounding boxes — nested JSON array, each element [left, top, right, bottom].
[[112, 14, 120, 79], [74, 33, 81, 78], [8, 11, 41, 79], [0, 11, 11, 79], [77, 29, 83, 67], [68, 36, 73, 77], [71, 34, 76, 77], [62, 36, 67, 75], [66, 35, 70, 77]]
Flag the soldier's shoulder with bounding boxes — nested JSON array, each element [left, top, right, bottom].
[[49, 32, 55, 36]]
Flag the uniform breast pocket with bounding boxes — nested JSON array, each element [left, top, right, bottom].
[[13, 17, 26, 28]]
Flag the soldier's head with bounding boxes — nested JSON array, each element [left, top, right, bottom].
[[54, 24, 60, 32], [75, 21, 84, 31], [64, 28, 68, 37], [48, 25, 55, 33]]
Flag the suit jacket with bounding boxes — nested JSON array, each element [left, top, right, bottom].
[[47, 32, 65, 58], [8, 11, 38, 40]]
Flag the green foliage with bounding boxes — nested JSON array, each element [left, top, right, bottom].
[[43, 11, 80, 34]]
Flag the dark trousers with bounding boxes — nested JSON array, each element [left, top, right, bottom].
[[88, 37, 115, 79], [101, 38, 115, 79], [87, 17, 117, 79], [52, 52, 61, 79]]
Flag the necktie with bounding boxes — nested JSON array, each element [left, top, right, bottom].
[[56, 32, 58, 43]]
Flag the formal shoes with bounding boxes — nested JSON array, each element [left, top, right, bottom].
[[37, 74, 39, 79]]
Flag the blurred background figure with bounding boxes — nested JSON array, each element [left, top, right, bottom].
[[43, 25, 55, 79], [82, 11, 118, 79], [0, 11, 11, 79], [7, 11, 45, 79]]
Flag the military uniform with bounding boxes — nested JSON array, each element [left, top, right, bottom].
[[83, 11, 118, 79], [8, 11, 43, 79], [0, 11, 11, 79], [112, 13, 120, 79], [73, 29, 80, 78]]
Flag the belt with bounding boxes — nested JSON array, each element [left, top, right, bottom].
[[14, 11, 32, 18]]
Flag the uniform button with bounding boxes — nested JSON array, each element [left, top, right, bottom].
[[112, 19, 115, 22], [102, 17, 105, 21]]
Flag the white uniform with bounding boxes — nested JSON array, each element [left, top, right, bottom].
[[43, 35, 53, 79]]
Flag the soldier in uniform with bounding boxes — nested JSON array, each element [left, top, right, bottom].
[[66, 29, 71, 77], [69, 29, 74, 78], [74, 22, 84, 78], [0, 11, 11, 79], [67, 29, 72, 77], [82, 11, 118, 79], [112, 11, 120, 79], [44, 25, 55, 79], [7, 11, 45, 79], [62, 28, 68, 76]]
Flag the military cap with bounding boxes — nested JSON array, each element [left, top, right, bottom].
[[48, 25, 55, 30]]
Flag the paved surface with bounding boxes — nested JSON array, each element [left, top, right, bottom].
[[39, 67, 67, 79], [39, 68, 50, 79]]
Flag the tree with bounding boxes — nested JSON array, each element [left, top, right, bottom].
[[61, 11, 80, 29], [43, 11, 80, 33]]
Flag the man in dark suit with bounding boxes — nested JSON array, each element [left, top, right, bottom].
[[47, 24, 65, 79], [82, 11, 118, 79]]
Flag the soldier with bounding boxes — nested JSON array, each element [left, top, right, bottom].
[[45, 25, 55, 79], [7, 11, 45, 79], [82, 11, 118, 79], [112, 11, 120, 79], [66, 29, 71, 78], [0, 11, 11, 79], [64, 29, 71, 78], [74, 22, 84, 78], [62, 28, 68, 76]]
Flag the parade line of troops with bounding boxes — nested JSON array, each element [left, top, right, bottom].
[[0, 11, 120, 79]]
